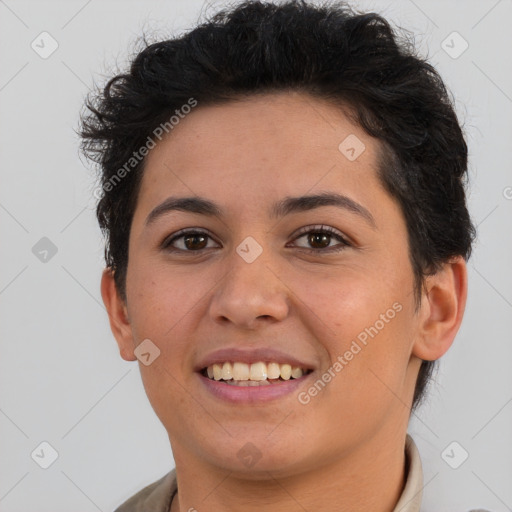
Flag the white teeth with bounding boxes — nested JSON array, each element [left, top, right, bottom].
[[267, 362, 281, 379], [204, 361, 309, 383], [232, 362, 250, 381], [213, 363, 223, 381], [280, 363, 292, 380], [250, 362, 267, 381], [225, 379, 271, 386], [291, 367, 303, 379], [222, 362, 233, 380]]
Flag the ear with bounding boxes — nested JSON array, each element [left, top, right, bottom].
[[412, 256, 468, 361], [100, 267, 137, 361]]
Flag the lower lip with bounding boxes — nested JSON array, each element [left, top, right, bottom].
[[197, 372, 313, 404]]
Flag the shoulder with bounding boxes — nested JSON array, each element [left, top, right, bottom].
[[113, 469, 177, 512]]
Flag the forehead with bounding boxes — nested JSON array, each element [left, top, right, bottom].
[[136, 92, 387, 221]]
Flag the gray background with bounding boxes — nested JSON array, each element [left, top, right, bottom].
[[0, 0, 511, 511]]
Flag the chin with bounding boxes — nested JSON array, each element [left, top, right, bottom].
[[194, 434, 313, 479]]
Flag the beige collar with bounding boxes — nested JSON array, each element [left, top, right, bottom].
[[392, 434, 424, 512]]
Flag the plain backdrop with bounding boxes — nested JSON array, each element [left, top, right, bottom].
[[0, 0, 511, 511]]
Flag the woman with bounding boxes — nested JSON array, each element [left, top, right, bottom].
[[79, 1, 476, 510]]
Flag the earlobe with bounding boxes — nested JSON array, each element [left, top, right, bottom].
[[412, 256, 468, 361], [100, 268, 137, 362]]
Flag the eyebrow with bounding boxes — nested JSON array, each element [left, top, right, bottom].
[[145, 192, 376, 228]]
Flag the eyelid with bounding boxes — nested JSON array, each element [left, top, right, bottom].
[[288, 224, 352, 252], [160, 227, 220, 250], [290, 224, 348, 242], [161, 224, 352, 253]]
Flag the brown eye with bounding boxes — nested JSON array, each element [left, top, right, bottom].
[[161, 229, 219, 252], [307, 232, 332, 249], [290, 225, 351, 254], [182, 233, 208, 250]]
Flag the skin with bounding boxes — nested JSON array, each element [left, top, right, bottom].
[[101, 91, 467, 512]]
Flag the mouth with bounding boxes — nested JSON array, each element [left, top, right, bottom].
[[200, 361, 313, 386], [195, 348, 315, 403]]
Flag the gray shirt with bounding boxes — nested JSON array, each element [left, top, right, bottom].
[[114, 434, 423, 512]]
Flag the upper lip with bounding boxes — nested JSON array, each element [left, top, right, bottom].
[[195, 347, 315, 372]]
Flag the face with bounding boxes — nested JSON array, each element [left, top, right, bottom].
[[118, 92, 425, 477]]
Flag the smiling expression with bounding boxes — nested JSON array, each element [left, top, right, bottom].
[[115, 91, 424, 476]]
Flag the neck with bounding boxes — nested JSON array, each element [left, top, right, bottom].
[[169, 427, 408, 512]]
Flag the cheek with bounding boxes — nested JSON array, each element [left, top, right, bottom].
[[125, 260, 201, 399], [287, 263, 403, 348], [126, 263, 200, 426], [126, 257, 196, 340], [290, 267, 415, 420]]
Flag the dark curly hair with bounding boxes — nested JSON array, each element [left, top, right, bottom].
[[79, 0, 475, 411]]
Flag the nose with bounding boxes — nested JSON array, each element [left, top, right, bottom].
[[208, 246, 290, 330]]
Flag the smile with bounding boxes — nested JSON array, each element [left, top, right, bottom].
[[202, 361, 312, 386]]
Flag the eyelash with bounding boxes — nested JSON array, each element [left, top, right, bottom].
[[160, 225, 351, 255]]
